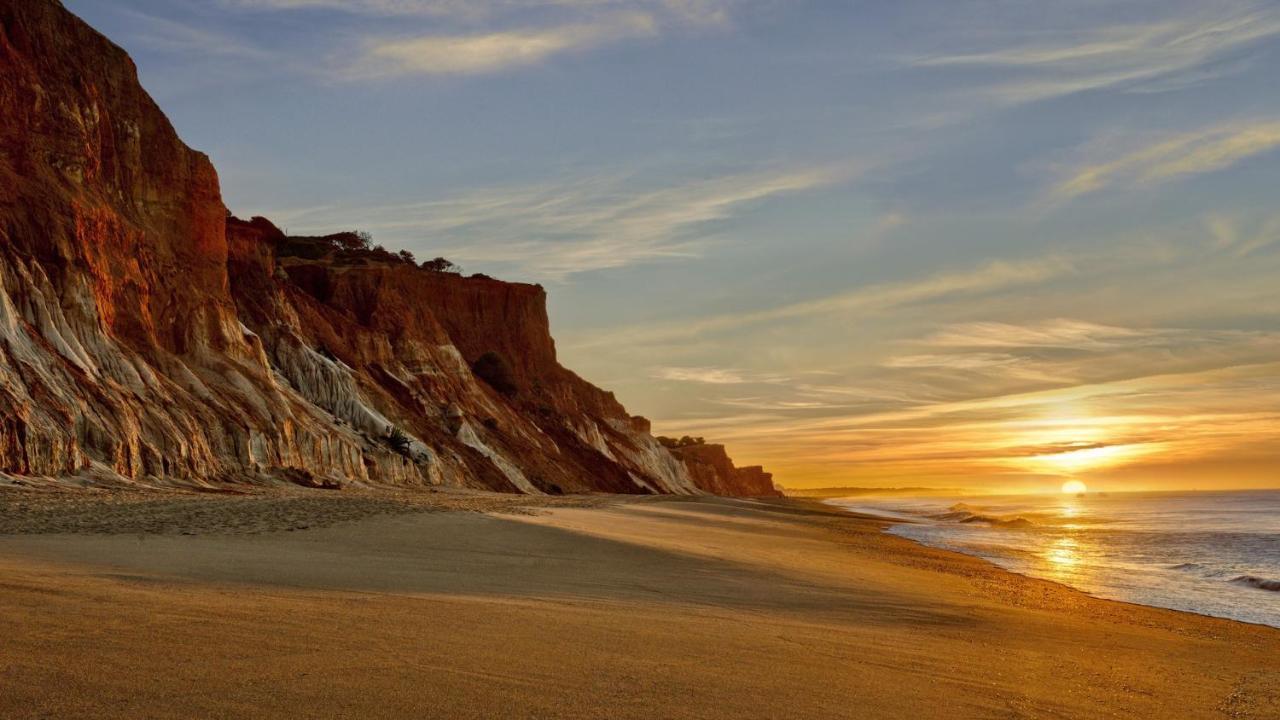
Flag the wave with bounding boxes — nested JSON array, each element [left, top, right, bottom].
[[929, 503, 1036, 528], [1168, 562, 1241, 580], [1231, 575, 1280, 592]]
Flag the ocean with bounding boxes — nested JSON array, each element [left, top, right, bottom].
[[827, 489, 1280, 628]]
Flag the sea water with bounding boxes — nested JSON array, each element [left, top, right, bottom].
[[827, 490, 1279, 628]]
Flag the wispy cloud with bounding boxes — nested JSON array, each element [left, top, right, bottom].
[[221, 0, 484, 16], [260, 166, 840, 279], [1204, 212, 1280, 257], [115, 8, 277, 61], [883, 352, 1026, 370], [1051, 120, 1280, 199], [223, 0, 736, 23], [655, 355, 1280, 488], [571, 256, 1074, 349], [876, 320, 1280, 401], [224, 0, 739, 76], [921, 319, 1161, 350], [635, 300, 1280, 488], [350, 13, 656, 77], [652, 366, 788, 384], [654, 366, 748, 384], [912, 6, 1280, 104]]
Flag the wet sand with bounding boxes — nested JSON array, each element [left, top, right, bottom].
[[0, 490, 1276, 719]]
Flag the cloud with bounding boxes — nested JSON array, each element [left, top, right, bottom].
[[711, 397, 851, 411], [1015, 440, 1113, 458], [655, 358, 1280, 488], [259, 166, 839, 279], [877, 319, 1280, 409], [571, 255, 1074, 349], [653, 366, 789, 384], [883, 352, 1026, 370], [114, 8, 277, 61], [1051, 120, 1280, 199], [639, 303, 1280, 488], [350, 13, 657, 77], [222, 0, 483, 15], [655, 367, 747, 384], [222, 0, 739, 77], [1204, 213, 1280, 257], [912, 7, 1280, 104], [223, 0, 736, 23], [921, 319, 1160, 350]]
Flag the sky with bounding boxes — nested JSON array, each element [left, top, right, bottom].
[[66, 0, 1280, 493]]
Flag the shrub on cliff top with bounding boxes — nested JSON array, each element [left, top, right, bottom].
[[341, 231, 373, 251], [421, 256, 462, 274], [657, 436, 706, 449], [473, 352, 518, 397]]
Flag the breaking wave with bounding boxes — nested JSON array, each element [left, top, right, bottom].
[[929, 503, 1037, 528], [1231, 575, 1280, 592]]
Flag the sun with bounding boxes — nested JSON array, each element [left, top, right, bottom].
[[1061, 480, 1088, 495]]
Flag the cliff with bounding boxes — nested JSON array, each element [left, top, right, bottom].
[[0, 0, 774, 497], [669, 444, 783, 498]]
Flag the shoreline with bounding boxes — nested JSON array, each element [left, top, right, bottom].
[[820, 495, 1280, 631], [2, 489, 1277, 718]]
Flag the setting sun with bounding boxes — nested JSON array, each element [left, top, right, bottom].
[[1062, 480, 1088, 495]]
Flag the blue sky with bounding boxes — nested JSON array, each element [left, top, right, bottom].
[[67, 0, 1280, 490]]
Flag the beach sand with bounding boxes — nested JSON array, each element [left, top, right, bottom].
[[0, 490, 1276, 719]]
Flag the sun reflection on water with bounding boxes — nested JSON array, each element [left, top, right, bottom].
[[1046, 537, 1080, 567], [1039, 535, 1090, 584]]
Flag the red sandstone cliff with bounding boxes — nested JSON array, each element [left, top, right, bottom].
[[669, 444, 783, 498], [0, 0, 774, 497]]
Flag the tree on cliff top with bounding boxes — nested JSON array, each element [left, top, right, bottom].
[[421, 256, 462, 274], [327, 231, 371, 252]]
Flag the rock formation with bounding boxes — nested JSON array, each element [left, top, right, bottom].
[[0, 0, 778, 496], [668, 444, 783, 498]]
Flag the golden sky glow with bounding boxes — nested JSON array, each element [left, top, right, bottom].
[[571, 314, 1280, 493]]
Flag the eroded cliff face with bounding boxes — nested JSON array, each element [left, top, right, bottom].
[[0, 0, 772, 497], [670, 444, 783, 498], [225, 218, 699, 495]]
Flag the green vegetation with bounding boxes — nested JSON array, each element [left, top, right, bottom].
[[265, 223, 457, 274], [420, 256, 462, 274], [657, 436, 706, 449], [385, 426, 412, 456]]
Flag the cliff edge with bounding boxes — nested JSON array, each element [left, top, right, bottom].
[[668, 443, 783, 498]]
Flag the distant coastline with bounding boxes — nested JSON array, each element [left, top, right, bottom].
[[782, 486, 968, 499]]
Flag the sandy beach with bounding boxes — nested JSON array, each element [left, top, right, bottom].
[[1, 489, 1276, 719]]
